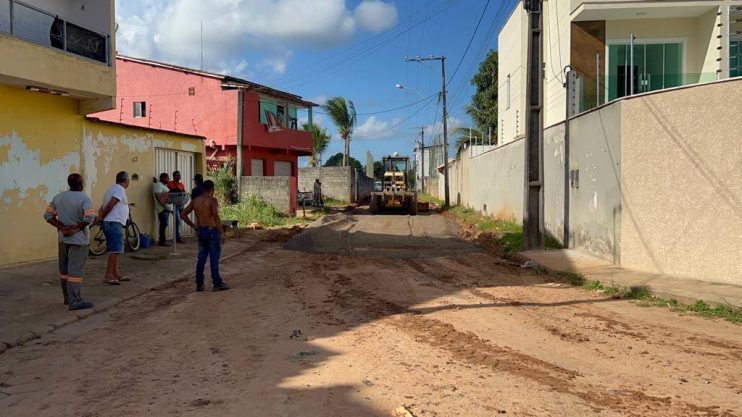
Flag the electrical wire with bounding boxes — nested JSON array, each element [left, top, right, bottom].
[[354, 95, 437, 140], [447, 0, 491, 84]]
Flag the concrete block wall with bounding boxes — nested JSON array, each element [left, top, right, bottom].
[[299, 166, 374, 203], [425, 177, 439, 199], [352, 170, 375, 203], [240, 176, 292, 213]]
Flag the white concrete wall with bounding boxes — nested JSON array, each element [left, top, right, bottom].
[[498, 3, 527, 145], [543, 0, 571, 127], [567, 103, 623, 261], [543, 123, 566, 243]]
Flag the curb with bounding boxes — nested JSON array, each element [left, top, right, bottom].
[[0, 243, 256, 356], [518, 253, 728, 308]]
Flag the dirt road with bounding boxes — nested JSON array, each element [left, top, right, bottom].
[[1, 211, 740, 417]]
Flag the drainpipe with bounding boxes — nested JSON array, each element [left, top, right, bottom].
[[563, 66, 573, 248], [237, 90, 244, 189]]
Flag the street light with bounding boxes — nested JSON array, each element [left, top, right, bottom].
[[394, 83, 426, 99]]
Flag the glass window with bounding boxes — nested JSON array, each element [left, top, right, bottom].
[[730, 6, 742, 78], [133, 102, 146, 118]]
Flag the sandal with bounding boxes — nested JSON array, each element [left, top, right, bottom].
[[104, 279, 121, 285], [117, 277, 131, 282]]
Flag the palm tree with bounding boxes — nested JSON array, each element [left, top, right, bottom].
[[302, 122, 331, 167], [322, 97, 357, 166]]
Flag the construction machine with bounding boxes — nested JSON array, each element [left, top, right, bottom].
[[369, 155, 417, 215]]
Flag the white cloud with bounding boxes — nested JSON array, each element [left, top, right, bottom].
[[355, 116, 400, 139], [354, 1, 398, 33], [116, 0, 398, 77], [310, 95, 329, 105]]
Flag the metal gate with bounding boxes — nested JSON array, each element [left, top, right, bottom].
[[155, 148, 196, 239]]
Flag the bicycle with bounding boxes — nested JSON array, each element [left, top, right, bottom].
[[89, 203, 142, 256]]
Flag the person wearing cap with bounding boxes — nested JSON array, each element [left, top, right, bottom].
[[191, 173, 205, 200]]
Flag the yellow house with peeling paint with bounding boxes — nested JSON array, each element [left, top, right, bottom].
[[0, 1, 206, 267]]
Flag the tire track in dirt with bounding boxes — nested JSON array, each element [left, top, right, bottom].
[[321, 255, 738, 416]]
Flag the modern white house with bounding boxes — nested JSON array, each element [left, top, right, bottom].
[[438, 0, 742, 286], [499, 0, 742, 144]]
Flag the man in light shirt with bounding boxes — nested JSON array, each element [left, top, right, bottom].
[[43, 173, 96, 310], [99, 171, 130, 285], [153, 172, 173, 246]]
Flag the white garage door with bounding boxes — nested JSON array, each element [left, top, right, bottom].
[[155, 148, 196, 239], [251, 159, 264, 176], [274, 160, 292, 177]]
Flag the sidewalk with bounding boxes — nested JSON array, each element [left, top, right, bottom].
[[0, 234, 263, 354], [522, 249, 742, 307]]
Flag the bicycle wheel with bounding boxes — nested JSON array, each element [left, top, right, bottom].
[[89, 224, 107, 256], [126, 222, 141, 252]]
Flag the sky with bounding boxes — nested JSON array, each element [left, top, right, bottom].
[[115, 0, 519, 165]]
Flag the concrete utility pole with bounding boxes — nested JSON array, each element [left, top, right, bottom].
[[410, 126, 426, 193], [523, 0, 545, 249], [404, 55, 450, 207]]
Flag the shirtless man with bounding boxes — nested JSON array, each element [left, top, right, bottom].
[[180, 180, 230, 292]]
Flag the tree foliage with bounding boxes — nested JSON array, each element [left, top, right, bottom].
[[302, 122, 330, 167], [321, 97, 357, 166], [324, 152, 363, 172], [373, 161, 384, 180], [451, 126, 485, 150], [468, 50, 498, 139]]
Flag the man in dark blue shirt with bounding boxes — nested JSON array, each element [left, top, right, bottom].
[[191, 173, 205, 200]]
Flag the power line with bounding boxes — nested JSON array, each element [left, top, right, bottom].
[[447, 0, 491, 84], [314, 93, 438, 116], [354, 95, 437, 140]]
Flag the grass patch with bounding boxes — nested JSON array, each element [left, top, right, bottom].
[[220, 194, 316, 228], [417, 194, 563, 254], [323, 198, 351, 208], [569, 276, 742, 324]]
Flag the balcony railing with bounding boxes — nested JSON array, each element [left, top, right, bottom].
[[0, 0, 110, 65], [567, 69, 720, 117]]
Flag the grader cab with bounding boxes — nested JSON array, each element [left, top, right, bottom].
[[369, 155, 418, 215]]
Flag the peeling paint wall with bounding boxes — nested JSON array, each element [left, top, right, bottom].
[[568, 103, 623, 261], [0, 85, 84, 266], [544, 123, 566, 244], [0, 85, 205, 267]]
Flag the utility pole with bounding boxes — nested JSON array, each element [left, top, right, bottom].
[[405, 55, 450, 206], [523, 0, 545, 249], [410, 126, 426, 193]]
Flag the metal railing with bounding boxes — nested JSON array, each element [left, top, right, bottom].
[[0, 0, 110, 65], [567, 68, 720, 118]]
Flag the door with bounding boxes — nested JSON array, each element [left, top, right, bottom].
[[251, 159, 264, 176], [155, 149, 196, 239], [274, 160, 292, 177], [608, 41, 682, 100]]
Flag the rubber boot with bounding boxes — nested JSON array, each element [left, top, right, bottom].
[[60, 279, 69, 305], [66, 282, 92, 310]]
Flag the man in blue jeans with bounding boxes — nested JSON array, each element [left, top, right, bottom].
[[99, 171, 130, 285], [180, 180, 229, 292]]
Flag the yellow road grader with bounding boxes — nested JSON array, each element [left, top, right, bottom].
[[369, 155, 418, 215]]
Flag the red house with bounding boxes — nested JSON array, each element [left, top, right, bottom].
[[94, 55, 316, 194]]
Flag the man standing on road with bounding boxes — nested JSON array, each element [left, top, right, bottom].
[[167, 170, 186, 244], [313, 178, 323, 207], [43, 173, 96, 310], [181, 180, 230, 292], [99, 171, 130, 285], [191, 173, 205, 200], [153, 173, 173, 247]]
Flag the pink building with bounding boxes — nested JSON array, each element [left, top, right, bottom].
[[94, 56, 316, 210]]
